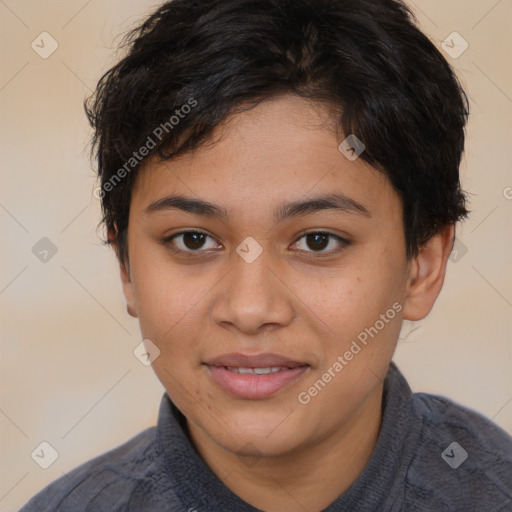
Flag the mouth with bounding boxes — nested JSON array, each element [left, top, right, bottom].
[[203, 353, 310, 399], [224, 366, 293, 375]]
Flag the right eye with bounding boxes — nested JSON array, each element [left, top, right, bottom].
[[164, 230, 221, 254]]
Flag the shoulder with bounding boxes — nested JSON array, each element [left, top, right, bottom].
[[404, 391, 512, 511], [19, 427, 158, 512]]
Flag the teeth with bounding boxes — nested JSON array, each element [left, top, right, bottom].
[[226, 367, 284, 375], [254, 367, 282, 375]]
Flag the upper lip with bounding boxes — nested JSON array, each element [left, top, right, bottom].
[[204, 353, 308, 368]]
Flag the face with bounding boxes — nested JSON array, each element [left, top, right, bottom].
[[121, 94, 415, 458]]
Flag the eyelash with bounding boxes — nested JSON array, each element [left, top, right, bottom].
[[163, 229, 350, 260]]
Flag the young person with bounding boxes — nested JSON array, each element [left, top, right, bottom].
[[21, 0, 512, 510]]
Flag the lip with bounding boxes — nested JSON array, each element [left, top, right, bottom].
[[205, 352, 307, 368], [203, 352, 310, 399]]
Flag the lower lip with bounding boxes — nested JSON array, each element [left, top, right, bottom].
[[205, 365, 309, 399]]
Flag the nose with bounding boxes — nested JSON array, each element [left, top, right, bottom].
[[210, 244, 295, 336]]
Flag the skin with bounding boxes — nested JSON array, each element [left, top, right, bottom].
[[115, 94, 454, 512]]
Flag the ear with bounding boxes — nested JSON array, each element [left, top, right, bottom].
[[108, 228, 138, 318], [402, 224, 455, 321]]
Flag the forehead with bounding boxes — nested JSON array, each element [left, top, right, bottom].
[[130, 95, 399, 224]]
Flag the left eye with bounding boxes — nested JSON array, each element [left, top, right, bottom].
[[293, 232, 348, 254]]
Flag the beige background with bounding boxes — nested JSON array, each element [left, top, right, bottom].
[[1, 1, 511, 510]]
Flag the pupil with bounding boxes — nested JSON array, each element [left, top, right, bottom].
[[307, 233, 328, 251], [184, 232, 205, 250]]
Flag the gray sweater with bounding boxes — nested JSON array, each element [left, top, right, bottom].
[[20, 362, 512, 511]]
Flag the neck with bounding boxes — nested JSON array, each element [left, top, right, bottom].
[[187, 383, 384, 512]]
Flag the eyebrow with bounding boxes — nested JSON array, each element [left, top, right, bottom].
[[144, 193, 371, 221]]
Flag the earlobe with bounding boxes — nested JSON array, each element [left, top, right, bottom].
[[119, 261, 138, 318], [402, 225, 455, 321]]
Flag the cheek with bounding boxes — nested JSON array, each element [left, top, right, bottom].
[[132, 273, 175, 339], [132, 263, 206, 402], [298, 253, 406, 359], [129, 240, 208, 337]]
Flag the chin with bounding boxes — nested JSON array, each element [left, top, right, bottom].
[[206, 406, 307, 455]]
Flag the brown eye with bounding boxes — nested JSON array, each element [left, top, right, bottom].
[[167, 230, 219, 252], [182, 232, 207, 250], [293, 231, 349, 256], [305, 232, 329, 251]]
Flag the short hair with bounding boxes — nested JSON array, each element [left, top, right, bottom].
[[85, 0, 469, 266]]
